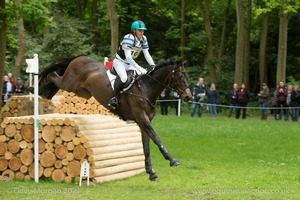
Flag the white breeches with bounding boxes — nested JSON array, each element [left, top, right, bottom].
[[112, 58, 135, 83]]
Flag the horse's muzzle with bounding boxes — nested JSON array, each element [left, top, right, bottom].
[[182, 88, 192, 102]]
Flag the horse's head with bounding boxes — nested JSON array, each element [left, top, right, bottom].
[[169, 60, 192, 102]]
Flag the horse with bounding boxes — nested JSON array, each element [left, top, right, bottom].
[[37, 55, 192, 181]]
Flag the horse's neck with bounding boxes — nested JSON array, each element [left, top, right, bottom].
[[144, 67, 173, 101]]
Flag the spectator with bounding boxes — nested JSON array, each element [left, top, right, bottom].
[[8, 73, 15, 91], [257, 83, 269, 120], [14, 77, 25, 95], [207, 83, 219, 118], [275, 81, 288, 120], [159, 87, 170, 115], [290, 85, 300, 122], [270, 89, 278, 119], [2, 75, 12, 106], [286, 84, 293, 120], [236, 83, 250, 119], [228, 83, 238, 118], [190, 77, 206, 117]]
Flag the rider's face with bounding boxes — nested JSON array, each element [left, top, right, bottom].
[[134, 29, 144, 39]]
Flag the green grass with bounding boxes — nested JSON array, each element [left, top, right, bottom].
[[1, 116, 300, 200]]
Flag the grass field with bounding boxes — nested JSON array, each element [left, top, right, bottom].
[[1, 115, 300, 200]]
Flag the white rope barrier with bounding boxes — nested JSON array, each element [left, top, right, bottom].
[[156, 99, 299, 112], [188, 101, 299, 110]]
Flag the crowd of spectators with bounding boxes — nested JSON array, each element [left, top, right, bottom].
[[2, 73, 25, 106]]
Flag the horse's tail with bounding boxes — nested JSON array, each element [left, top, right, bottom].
[[39, 56, 80, 99]]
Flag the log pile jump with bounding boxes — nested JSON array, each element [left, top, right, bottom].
[[52, 91, 114, 116], [0, 113, 145, 183], [0, 95, 55, 122]]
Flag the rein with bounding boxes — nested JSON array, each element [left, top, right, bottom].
[[122, 61, 188, 109], [142, 63, 187, 96]]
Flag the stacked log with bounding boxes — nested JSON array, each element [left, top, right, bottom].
[[53, 91, 114, 116], [0, 114, 145, 183], [0, 95, 55, 123]]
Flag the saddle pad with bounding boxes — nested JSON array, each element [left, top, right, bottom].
[[106, 70, 117, 90]]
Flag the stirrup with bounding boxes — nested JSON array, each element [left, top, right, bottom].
[[108, 97, 118, 109]]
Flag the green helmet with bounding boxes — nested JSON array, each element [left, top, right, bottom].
[[131, 20, 147, 32]]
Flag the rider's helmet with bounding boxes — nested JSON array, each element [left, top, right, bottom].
[[131, 20, 147, 32]]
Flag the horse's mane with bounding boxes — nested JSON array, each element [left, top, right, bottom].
[[155, 58, 176, 69]]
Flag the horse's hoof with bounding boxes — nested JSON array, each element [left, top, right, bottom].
[[149, 173, 159, 182], [170, 159, 180, 167]]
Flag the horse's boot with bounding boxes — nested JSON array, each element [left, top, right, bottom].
[[108, 82, 124, 109]]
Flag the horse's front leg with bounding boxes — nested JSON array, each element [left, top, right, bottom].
[[138, 117, 180, 168], [141, 133, 158, 181]]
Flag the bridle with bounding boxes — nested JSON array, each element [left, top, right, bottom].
[[121, 61, 190, 110], [144, 62, 190, 96], [169, 64, 190, 96]]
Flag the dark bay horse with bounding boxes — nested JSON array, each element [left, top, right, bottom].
[[37, 55, 192, 181]]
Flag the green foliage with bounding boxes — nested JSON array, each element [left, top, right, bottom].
[[286, 76, 300, 86], [21, 0, 58, 33], [41, 14, 94, 66], [3, 0, 300, 91]]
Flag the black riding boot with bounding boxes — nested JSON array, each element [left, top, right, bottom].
[[108, 82, 124, 109]]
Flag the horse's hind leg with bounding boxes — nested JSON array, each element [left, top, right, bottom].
[[47, 71, 74, 92]]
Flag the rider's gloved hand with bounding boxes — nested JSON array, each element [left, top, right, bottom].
[[137, 67, 147, 75], [148, 65, 155, 71]]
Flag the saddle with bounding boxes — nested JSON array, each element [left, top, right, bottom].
[[109, 67, 137, 92]]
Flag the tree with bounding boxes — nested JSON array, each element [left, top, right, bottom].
[[14, 0, 26, 79], [234, 0, 245, 85], [0, 0, 6, 105], [107, 0, 119, 60], [180, 0, 186, 60], [196, 0, 216, 82], [277, 9, 291, 83], [256, 0, 300, 83], [218, 0, 232, 60], [234, 0, 251, 87], [243, 0, 251, 88], [258, 12, 269, 85]]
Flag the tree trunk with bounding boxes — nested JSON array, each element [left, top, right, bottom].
[[218, 0, 231, 60], [259, 12, 269, 85], [234, 0, 244, 85], [276, 11, 290, 83], [91, 0, 100, 52], [77, 0, 87, 19], [180, 0, 186, 60], [243, 0, 251, 88], [107, 0, 119, 60], [197, 0, 216, 82], [0, 0, 6, 106], [14, 0, 26, 79]]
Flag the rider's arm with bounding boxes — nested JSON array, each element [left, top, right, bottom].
[[142, 49, 155, 66], [141, 36, 155, 66], [124, 48, 141, 69]]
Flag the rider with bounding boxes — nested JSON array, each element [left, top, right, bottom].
[[108, 20, 156, 109]]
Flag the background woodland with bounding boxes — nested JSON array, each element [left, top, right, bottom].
[[1, 0, 300, 104]]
